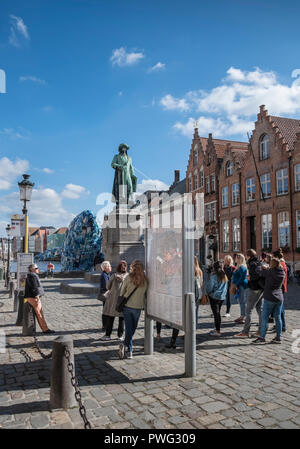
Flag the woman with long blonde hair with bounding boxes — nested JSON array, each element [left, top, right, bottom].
[[232, 253, 248, 323], [118, 260, 148, 359]]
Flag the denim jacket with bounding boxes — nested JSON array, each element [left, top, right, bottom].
[[206, 274, 228, 301], [232, 266, 248, 289]]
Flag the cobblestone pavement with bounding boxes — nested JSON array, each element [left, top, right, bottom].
[[0, 279, 299, 429]]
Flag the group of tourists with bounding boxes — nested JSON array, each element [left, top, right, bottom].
[[23, 245, 288, 359], [203, 248, 288, 344], [98, 259, 148, 359]]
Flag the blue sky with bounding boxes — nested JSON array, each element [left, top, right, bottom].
[[1, 0, 300, 235]]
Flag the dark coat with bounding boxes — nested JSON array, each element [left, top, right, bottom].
[[256, 266, 285, 303], [24, 273, 44, 298], [247, 257, 264, 290], [100, 271, 110, 294]]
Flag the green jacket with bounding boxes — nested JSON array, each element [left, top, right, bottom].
[[120, 275, 148, 309]]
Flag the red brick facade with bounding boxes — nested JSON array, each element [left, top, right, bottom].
[[186, 105, 300, 269]]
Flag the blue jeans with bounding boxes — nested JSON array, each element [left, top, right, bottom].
[[238, 286, 247, 316], [260, 299, 282, 339], [123, 306, 141, 352]]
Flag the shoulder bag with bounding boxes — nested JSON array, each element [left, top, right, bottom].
[[116, 286, 138, 313]]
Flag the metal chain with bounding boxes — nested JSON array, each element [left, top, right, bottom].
[[32, 330, 52, 360], [6, 340, 33, 363], [64, 347, 92, 429]]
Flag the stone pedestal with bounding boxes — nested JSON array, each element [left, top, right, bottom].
[[101, 209, 145, 269]]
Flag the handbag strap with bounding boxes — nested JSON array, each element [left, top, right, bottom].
[[125, 286, 138, 301]]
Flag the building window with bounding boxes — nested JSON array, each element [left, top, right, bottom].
[[260, 173, 271, 199], [276, 168, 288, 195], [278, 211, 290, 247], [246, 177, 255, 201], [261, 214, 272, 249], [188, 175, 192, 192], [296, 211, 300, 247], [226, 161, 233, 177], [200, 166, 204, 187], [205, 202, 217, 223], [194, 170, 198, 190], [222, 186, 228, 208], [232, 218, 240, 251], [222, 220, 229, 252], [193, 145, 198, 166], [211, 174, 215, 192], [232, 183, 239, 206], [260, 134, 270, 160], [206, 176, 210, 193], [295, 164, 300, 192]]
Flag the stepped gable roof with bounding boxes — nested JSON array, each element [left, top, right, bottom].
[[209, 136, 248, 159], [270, 115, 300, 151]]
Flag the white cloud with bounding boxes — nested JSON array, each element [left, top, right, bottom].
[[136, 179, 169, 194], [292, 69, 300, 79], [42, 168, 54, 174], [110, 47, 145, 67], [0, 157, 29, 190], [19, 75, 46, 85], [160, 94, 190, 112], [161, 66, 300, 138], [0, 128, 30, 140], [148, 62, 165, 72], [0, 189, 75, 233], [9, 15, 30, 47], [61, 184, 90, 199]]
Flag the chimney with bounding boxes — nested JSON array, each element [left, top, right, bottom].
[[174, 170, 180, 184]]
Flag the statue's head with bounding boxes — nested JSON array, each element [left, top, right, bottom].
[[118, 143, 129, 154]]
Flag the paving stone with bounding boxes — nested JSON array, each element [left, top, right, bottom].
[[268, 408, 297, 421], [259, 417, 277, 427], [278, 421, 299, 429], [200, 401, 230, 413]]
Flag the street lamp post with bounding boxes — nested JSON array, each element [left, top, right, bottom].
[[5, 224, 11, 288], [18, 174, 34, 254]]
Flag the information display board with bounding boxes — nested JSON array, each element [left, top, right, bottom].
[[145, 199, 187, 330], [17, 253, 33, 292]]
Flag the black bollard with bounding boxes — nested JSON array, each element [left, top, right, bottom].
[[9, 281, 16, 299], [22, 302, 36, 336], [50, 336, 77, 410], [13, 290, 19, 312], [15, 291, 25, 326]]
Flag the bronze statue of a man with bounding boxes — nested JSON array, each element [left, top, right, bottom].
[[111, 143, 137, 204]]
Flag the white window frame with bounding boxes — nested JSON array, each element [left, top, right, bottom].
[[232, 183, 239, 206], [211, 174, 215, 192], [222, 220, 229, 252], [295, 164, 300, 192], [278, 211, 290, 247], [205, 201, 217, 223], [206, 176, 210, 193], [260, 134, 270, 160], [246, 177, 255, 201], [200, 166, 204, 187], [194, 170, 198, 190], [276, 168, 288, 195], [222, 186, 228, 208], [232, 218, 240, 251], [260, 173, 271, 199], [226, 161, 233, 177], [261, 214, 272, 249]]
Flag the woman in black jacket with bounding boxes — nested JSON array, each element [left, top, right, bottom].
[[24, 264, 54, 334]]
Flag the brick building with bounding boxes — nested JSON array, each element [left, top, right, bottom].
[[186, 105, 300, 269]]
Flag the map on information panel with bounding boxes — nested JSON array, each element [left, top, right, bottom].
[[146, 224, 184, 329]]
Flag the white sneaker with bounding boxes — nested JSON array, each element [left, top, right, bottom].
[[100, 335, 111, 341], [224, 313, 231, 317], [117, 335, 124, 341], [118, 343, 125, 359], [126, 351, 133, 359]]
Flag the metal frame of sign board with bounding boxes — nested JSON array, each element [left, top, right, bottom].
[[144, 195, 194, 332]]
